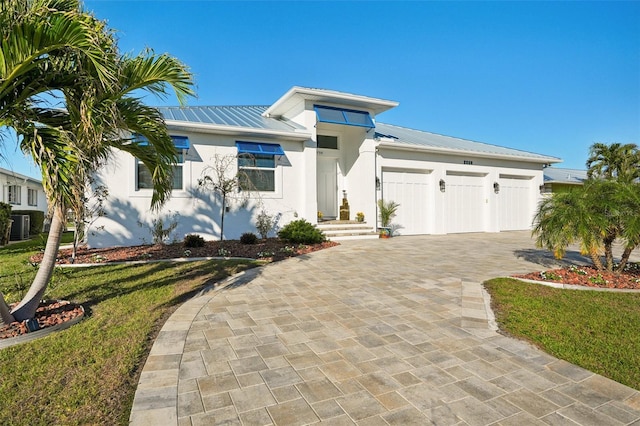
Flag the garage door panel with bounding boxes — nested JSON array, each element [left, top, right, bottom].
[[382, 170, 430, 235], [445, 174, 485, 233], [499, 177, 533, 231]]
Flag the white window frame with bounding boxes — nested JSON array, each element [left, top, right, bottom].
[[7, 185, 21, 205], [27, 188, 38, 206]]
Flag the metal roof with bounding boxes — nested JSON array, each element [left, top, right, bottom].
[[157, 105, 305, 132], [156, 105, 560, 163], [375, 122, 560, 163], [543, 167, 587, 184]]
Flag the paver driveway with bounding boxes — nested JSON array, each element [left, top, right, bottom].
[[131, 231, 640, 425]]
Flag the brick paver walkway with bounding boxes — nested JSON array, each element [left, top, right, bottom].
[[130, 232, 640, 425]]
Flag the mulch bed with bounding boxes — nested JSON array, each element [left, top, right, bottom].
[[514, 263, 640, 290], [2, 239, 337, 341], [0, 301, 84, 340], [29, 239, 339, 265]]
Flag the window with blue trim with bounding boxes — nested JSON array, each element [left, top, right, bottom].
[[136, 135, 189, 191], [314, 105, 374, 128], [236, 142, 282, 192]]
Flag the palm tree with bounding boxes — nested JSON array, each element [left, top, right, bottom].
[[533, 179, 640, 273], [0, 1, 194, 323], [586, 142, 640, 183]]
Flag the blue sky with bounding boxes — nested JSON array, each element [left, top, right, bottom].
[[4, 1, 639, 179]]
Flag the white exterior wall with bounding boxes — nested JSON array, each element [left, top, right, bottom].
[[88, 132, 311, 247]]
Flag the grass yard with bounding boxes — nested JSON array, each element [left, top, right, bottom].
[[484, 278, 640, 391], [0, 233, 260, 425]]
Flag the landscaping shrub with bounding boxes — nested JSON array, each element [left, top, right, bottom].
[[12, 210, 45, 235], [278, 219, 325, 244], [0, 202, 11, 245], [240, 232, 258, 245], [255, 209, 275, 239], [183, 234, 205, 248]]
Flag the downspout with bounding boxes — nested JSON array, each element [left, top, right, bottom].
[[374, 146, 379, 231]]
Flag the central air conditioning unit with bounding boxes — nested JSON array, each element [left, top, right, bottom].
[[10, 215, 30, 241]]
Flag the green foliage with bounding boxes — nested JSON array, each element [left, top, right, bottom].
[[255, 209, 275, 239], [11, 210, 45, 235], [485, 278, 640, 391], [138, 212, 179, 245], [377, 199, 400, 228], [0, 236, 258, 425], [0, 202, 12, 245], [278, 219, 326, 244], [183, 234, 205, 248], [240, 232, 258, 245]]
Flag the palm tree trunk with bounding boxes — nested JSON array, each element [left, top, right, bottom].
[[588, 247, 605, 271], [10, 207, 65, 322], [604, 238, 615, 272], [616, 245, 636, 274]]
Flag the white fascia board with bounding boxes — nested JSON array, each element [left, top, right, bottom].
[[376, 141, 562, 165], [165, 120, 312, 142], [264, 86, 399, 118]]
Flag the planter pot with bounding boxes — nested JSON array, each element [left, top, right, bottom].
[[379, 227, 391, 238]]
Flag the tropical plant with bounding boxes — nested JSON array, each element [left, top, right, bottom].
[[586, 142, 640, 183], [378, 199, 400, 228], [533, 178, 640, 273], [0, 0, 194, 324]]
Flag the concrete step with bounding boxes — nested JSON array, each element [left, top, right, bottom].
[[318, 221, 379, 241]]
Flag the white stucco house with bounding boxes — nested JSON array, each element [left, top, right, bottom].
[[89, 86, 561, 248], [1, 167, 47, 213]]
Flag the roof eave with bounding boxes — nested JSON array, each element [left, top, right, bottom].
[[376, 141, 562, 165], [264, 86, 399, 118], [165, 120, 312, 142]]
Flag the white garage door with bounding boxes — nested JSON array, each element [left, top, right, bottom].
[[381, 169, 430, 235], [498, 175, 534, 231], [445, 172, 487, 233]]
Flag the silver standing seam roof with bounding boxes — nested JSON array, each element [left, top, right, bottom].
[[157, 105, 559, 163], [543, 167, 587, 184]]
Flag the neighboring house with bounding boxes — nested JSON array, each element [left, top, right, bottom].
[[90, 86, 561, 248], [0, 167, 47, 213], [541, 167, 587, 194]]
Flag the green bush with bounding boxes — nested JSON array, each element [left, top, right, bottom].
[[278, 219, 325, 244], [0, 202, 12, 245], [12, 210, 45, 235], [183, 234, 205, 248], [240, 232, 258, 245]]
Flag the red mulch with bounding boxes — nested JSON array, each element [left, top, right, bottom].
[[0, 300, 84, 340], [514, 263, 640, 290], [2, 239, 337, 341], [29, 239, 339, 265]]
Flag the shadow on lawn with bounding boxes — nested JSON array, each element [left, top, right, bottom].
[[60, 259, 264, 315]]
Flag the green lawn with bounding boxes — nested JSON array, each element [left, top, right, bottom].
[[484, 278, 640, 391], [0, 234, 260, 425]]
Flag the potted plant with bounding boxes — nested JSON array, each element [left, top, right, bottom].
[[377, 199, 399, 238], [356, 212, 365, 222]]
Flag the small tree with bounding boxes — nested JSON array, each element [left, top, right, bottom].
[[70, 182, 108, 262], [137, 211, 180, 245], [199, 155, 242, 241]]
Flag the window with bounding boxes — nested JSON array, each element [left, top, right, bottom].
[[27, 188, 38, 206], [317, 135, 338, 150], [137, 152, 184, 190], [7, 185, 21, 205], [134, 135, 189, 191], [236, 142, 283, 192]]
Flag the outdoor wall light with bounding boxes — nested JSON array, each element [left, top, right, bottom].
[[493, 182, 500, 194], [439, 179, 446, 193]]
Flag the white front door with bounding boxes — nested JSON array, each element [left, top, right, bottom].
[[317, 157, 337, 218]]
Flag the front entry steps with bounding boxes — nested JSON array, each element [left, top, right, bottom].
[[317, 220, 378, 241]]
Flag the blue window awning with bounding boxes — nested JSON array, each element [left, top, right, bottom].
[[134, 134, 190, 150], [236, 141, 284, 156], [314, 105, 375, 129]]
